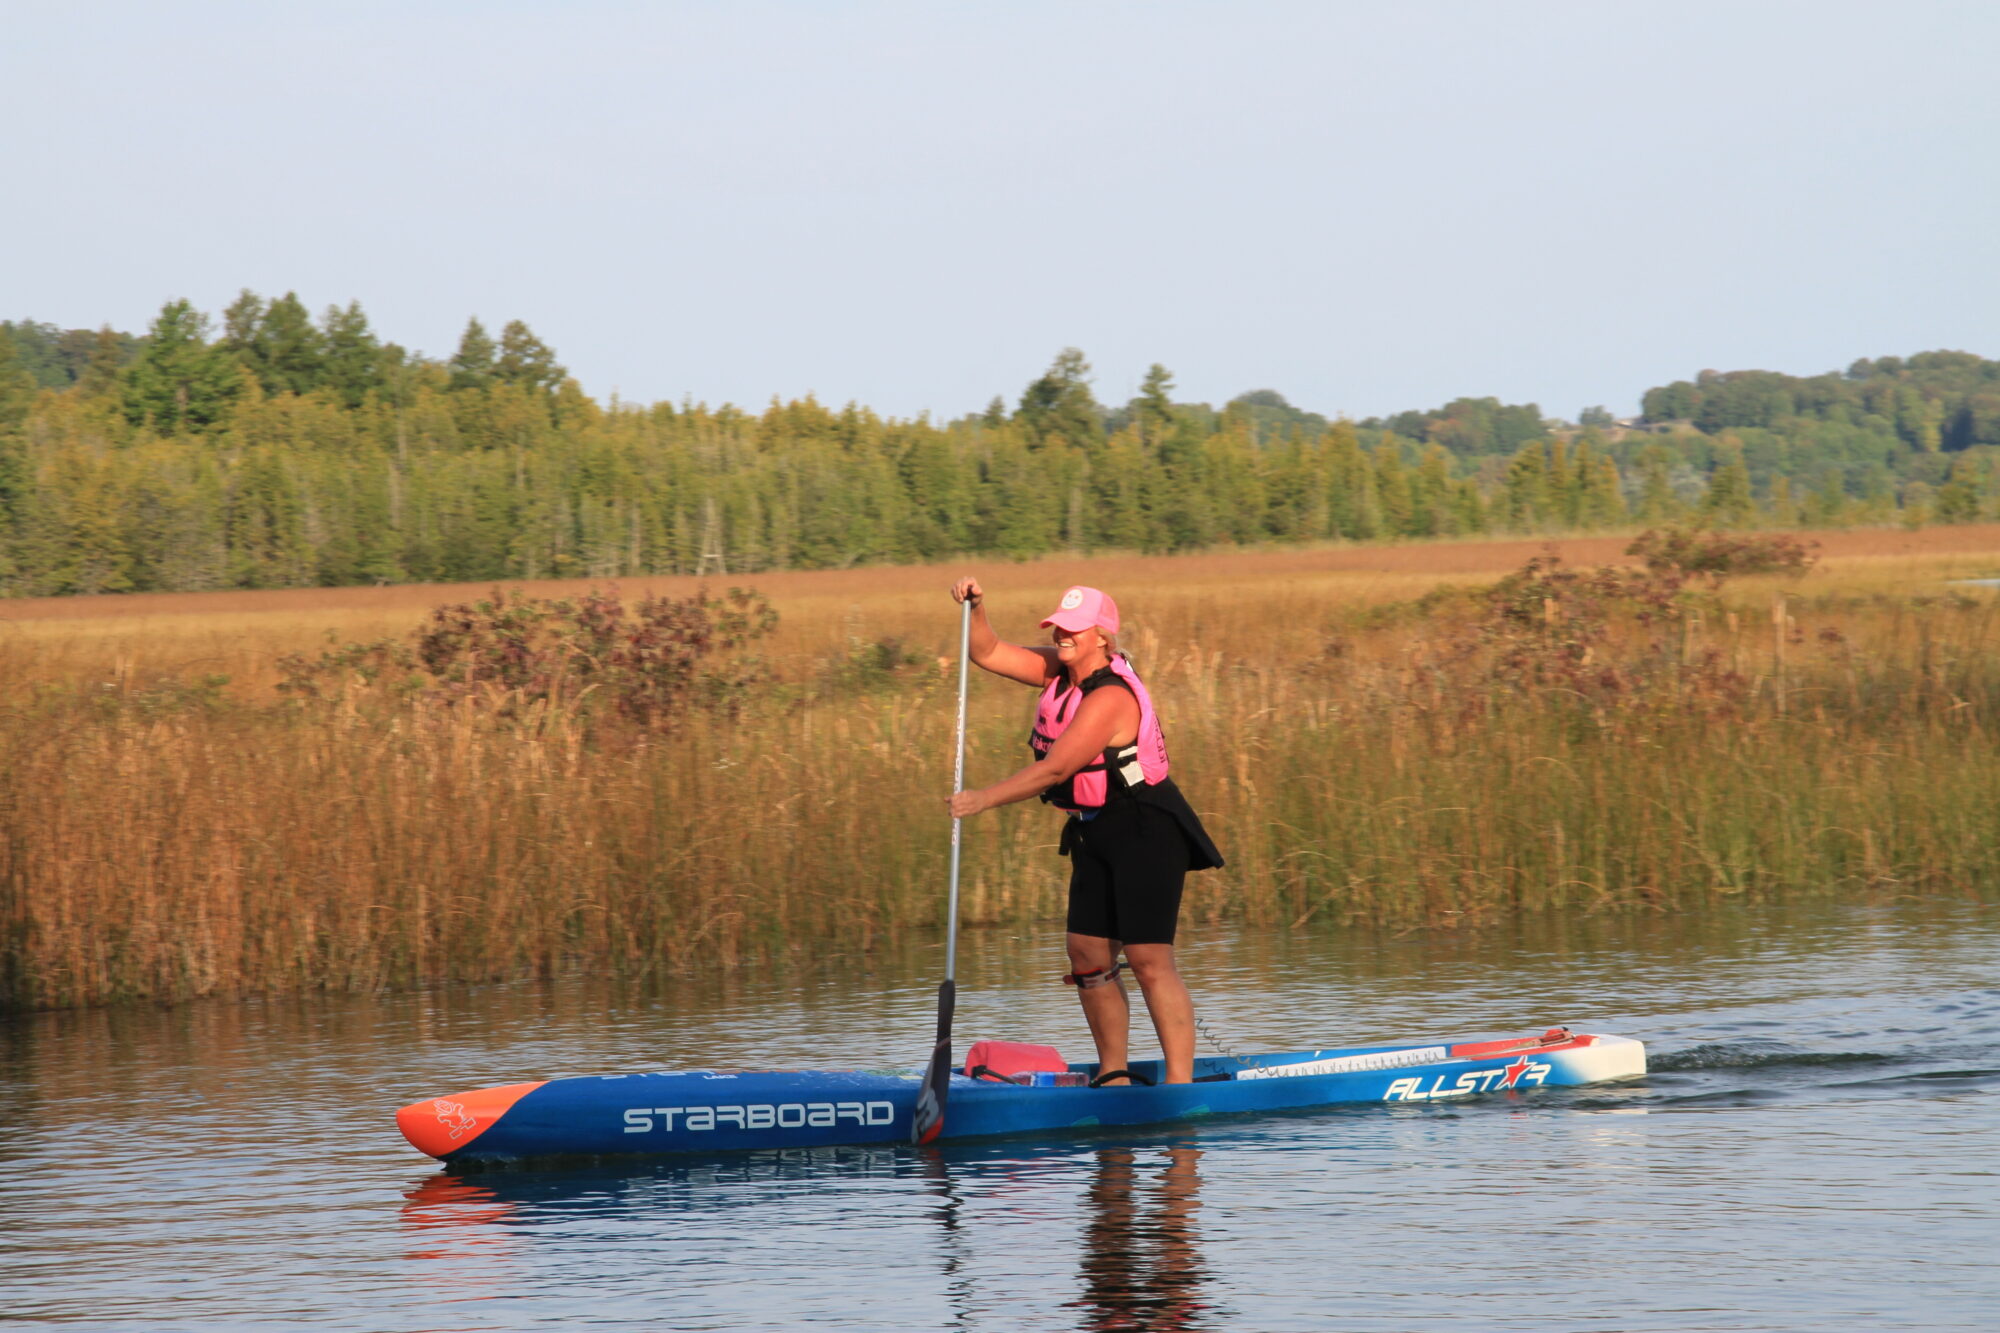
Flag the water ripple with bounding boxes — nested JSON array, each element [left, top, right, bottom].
[[4, 897, 1999, 1330]]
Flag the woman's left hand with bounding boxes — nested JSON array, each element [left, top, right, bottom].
[[948, 789, 988, 819]]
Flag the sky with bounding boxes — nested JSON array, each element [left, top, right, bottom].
[[4, 0, 1997, 422]]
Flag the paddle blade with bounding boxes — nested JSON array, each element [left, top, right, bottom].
[[912, 979, 956, 1144]]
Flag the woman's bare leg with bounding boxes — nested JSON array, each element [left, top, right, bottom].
[[1122, 943, 1195, 1084], [1066, 933, 1129, 1078]]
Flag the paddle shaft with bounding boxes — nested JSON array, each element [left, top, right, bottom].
[[946, 596, 970, 981], [915, 597, 973, 1143]]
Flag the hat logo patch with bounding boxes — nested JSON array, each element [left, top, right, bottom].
[[1060, 588, 1084, 610]]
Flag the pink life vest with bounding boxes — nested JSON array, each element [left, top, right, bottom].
[[1028, 654, 1171, 811]]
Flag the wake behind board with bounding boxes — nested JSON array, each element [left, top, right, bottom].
[[397, 1027, 1644, 1164]]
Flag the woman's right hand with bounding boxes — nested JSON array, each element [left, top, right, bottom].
[[950, 577, 983, 608]]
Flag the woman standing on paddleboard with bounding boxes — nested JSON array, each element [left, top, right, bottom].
[[947, 579, 1224, 1085]]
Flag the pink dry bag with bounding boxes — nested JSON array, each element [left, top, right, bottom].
[[963, 1040, 1070, 1083]]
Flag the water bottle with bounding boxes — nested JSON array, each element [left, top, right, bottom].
[[1026, 1070, 1088, 1087]]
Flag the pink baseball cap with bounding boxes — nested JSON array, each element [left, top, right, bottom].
[[1040, 585, 1120, 634]]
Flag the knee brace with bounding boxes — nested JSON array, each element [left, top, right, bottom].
[[1062, 959, 1124, 989]]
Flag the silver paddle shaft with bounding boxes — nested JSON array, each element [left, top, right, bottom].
[[945, 597, 971, 984]]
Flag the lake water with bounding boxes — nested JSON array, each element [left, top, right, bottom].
[[5, 898, 1997, 1331]]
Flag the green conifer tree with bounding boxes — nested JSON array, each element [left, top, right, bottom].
[[1153, 413, 1213, 550], [127, 447, 228, 591], [1410, 445, 1454, 536], [255, 292, 327, 395], [222, 290, 267, 353], [1584, 454, 1627, 527], [1259, 435, 1311, 540], [320, 301, 385, 407], [1450, 478, 1487, 534], [495, 320, 566, 394], [122, 299, 242, 432], [1503, 442, 1549, 530], [226, 449, 315, 587], [1325, 423, 1373, 539], [0, 331, 37, 428], [1134, 363, 1176, 444], [448, 319, 498, 390], [1572, 440, 1607, 527], [47, 443, 135, 594], [1016, 348, 1102, 449], [1373, 443, 1415, 536], [1093, 428, 1155, 550], [358, 459, 408, 584], [1349, 455, 1383, 541], [1205, 428, 1266, 543], [1544, 438, 1575, 526]]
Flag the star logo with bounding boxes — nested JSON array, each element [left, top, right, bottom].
[[432, 1098, 478, 1140], [1499, 1056, 1532, 1088]]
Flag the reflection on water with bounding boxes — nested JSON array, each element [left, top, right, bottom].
[[399, 1143, 1219, 1333], [5, 896, 1999, 1330], [400, 1176, 523, 1274], [1073, 1146, 1210, 1332]]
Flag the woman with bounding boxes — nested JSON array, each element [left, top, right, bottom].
[[947, 579, 1224, 1085]]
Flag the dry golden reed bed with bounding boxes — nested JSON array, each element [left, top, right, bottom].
[[6, 525, 2000, 1009]]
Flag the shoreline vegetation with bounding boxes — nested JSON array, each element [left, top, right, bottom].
[[5, 299, 2000, 602], [5, 527, 2000, 1010]]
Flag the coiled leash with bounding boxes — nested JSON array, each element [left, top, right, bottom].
[[1195, 1011, 1267, 1074]]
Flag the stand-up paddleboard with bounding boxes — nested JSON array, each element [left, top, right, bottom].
[[396, 1026, 1645, 1164]]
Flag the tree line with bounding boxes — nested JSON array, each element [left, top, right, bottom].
[[2, 294, 1998, 596]]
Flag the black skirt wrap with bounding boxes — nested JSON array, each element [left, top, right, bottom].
[[1056, 776, 1224, 872]]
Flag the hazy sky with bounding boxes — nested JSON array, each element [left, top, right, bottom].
[[5, 1, 1997, 421]]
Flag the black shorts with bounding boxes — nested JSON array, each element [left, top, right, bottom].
[[1063, 800, 1190, 946]]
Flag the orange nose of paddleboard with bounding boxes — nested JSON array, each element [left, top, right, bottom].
[[395, 1081, 546, 1159]]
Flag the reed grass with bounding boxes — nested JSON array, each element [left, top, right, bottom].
[[6, 528, 2000, 1008]]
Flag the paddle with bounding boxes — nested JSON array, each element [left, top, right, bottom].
[[913, 596, 973, 1144]]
